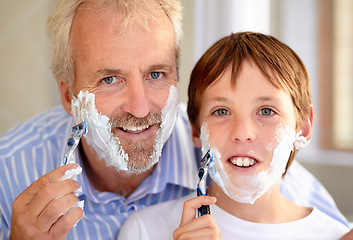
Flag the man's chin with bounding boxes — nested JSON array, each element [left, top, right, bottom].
[[124, 155, 158, 173]]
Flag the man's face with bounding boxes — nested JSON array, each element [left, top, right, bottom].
[[69, 2, 178, 172]]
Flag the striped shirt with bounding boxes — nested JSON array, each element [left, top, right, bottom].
[[0, 104, 349, 239], [0, 104, 199, 240]]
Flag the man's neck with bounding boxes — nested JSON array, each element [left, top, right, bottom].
[[79, 141, 155, 198]]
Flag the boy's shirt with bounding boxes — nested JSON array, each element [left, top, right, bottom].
[[118, 192, 349, 240]]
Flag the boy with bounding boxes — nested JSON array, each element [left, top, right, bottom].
[[118, 32, 350, 239]]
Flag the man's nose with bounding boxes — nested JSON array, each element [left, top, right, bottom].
[[121, 79, 150, 118]]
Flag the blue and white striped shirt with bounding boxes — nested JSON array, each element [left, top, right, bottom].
[[0, 104, 350, 239], [0, 104, 199, 240]]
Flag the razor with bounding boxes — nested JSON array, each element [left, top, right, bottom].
[[196, 149, 213, 217], [61, 121, 87, 166]]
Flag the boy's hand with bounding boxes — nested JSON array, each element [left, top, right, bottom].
[[10, 164, 83, 240], [173, 195, 221, 240]]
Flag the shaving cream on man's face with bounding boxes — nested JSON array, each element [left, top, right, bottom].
[[71, 85, 180, 173], [200, 123, 307, 204]]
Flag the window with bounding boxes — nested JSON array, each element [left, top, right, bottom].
[[319, 0, 353, 150]]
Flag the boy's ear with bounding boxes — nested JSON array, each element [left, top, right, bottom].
[[299, 105, 314, 141], [192, 125, 202, 148], [57, 78, 73, 116]]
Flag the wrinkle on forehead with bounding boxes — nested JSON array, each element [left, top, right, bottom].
[[76, 0, 166, 36]]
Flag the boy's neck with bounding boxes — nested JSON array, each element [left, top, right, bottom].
[[208, 181, 311, 223]]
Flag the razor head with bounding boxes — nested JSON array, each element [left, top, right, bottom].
[[72, 122, 87, 136], [200, 149, 213, 168], [61, 121, 87, 166]]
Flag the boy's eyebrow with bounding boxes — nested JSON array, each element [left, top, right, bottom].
[[207, 96, 278, 104], [256, 96, 274, 102], [206, 96, 233, 104]]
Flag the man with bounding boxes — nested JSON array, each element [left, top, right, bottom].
[[1, 0, 197, 239], [0, 0, 349, 239]]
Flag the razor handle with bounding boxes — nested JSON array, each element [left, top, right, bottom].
[[196, 168, 210, 216]]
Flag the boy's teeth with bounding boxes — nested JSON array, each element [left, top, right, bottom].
[[231, 157, 255, 167]]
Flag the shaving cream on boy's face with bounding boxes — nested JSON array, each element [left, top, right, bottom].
[[71, 85, 180, 173], [201, 122, 308, 204]]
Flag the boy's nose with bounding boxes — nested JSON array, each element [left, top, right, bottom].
[[230, 117, 256, 143]]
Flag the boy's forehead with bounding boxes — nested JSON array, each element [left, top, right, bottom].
[[204, 60, 290, 95]]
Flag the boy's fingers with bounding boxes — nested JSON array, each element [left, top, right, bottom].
[[179, 196, 217, 226], [176, 228, 221, 240], [174, 215, 220, 240]]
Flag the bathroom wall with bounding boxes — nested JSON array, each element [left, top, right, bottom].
[[0, 0, 60, 135]]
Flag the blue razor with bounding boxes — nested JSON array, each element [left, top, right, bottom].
[[196, 149, 213, 217], [61, 121, 87, 166]]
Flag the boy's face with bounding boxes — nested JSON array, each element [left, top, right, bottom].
[[195, 60, 298, 200]]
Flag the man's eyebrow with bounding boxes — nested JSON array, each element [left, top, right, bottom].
[[96, 68, 123, 77], [147, 64, 173, 72]]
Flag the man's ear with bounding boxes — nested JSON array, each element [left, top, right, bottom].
[[300, 105, 314, 141], [57, 79, 73, 116], [192, 125, 202, 148]]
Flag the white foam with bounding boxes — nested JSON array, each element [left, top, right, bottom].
[[60, 166, 82, 181], [72, 200, 85, 227], [200, 123, 307, 204], [71, 85, 179, 173]]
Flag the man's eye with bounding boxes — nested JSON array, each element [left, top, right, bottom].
[[260, 108, 274, 116], [214, 109, 229, 116], [150, 72, 162, 79], [102, 76, 116, 84]]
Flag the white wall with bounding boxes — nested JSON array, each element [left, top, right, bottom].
[[0, 0, 60, 135], [179, 0, 271, 101]]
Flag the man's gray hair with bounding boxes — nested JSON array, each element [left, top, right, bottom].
[[47, 0, 182, 87]]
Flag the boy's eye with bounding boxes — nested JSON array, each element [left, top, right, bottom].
[[150, 72, 163, 79], [214, 109, 229, 116], [101, 76, 116, 84], [260, 108, 274, 116]]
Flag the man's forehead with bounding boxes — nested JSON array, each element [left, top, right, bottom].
[[75, 0, 167, 27]]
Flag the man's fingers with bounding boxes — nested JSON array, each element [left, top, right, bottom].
[[37, 193, 80, 231], [10, 164, 83, 240], [179, 196, 217, 226], [50, 204, 84, 239], [18, 164, 80, 204], [29, 178, 81, 216]]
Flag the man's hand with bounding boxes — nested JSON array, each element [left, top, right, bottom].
[[173, 195, 221, 240], [10, 164, 84, 240]]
